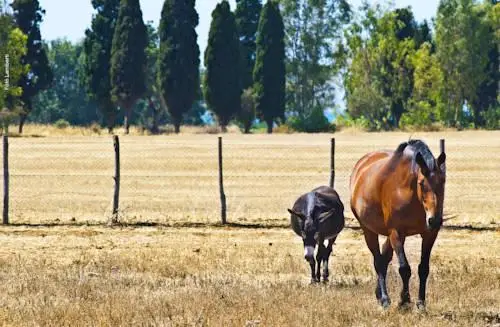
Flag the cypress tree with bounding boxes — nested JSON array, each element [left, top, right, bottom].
[[235, 0, 262, 90], [158, 0, 200, 134], [11, 0, 53, 134], [110, 0, 147, 134], [83, 0, 120, 133], [203, 1, 242, 132], [253, 0, 285, 134]]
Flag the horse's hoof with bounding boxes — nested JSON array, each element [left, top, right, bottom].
[[380, 298, 391, 309], [322, 276, 329, 283], [416, 300, 426, 311], [398, 301, 412, 311], [310, 278, 320, 284]]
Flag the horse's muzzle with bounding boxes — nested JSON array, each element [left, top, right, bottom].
[[427, 217, 442, 230], [304, 246, 315, 261]]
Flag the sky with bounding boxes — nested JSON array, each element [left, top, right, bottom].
[[33, 0, 439, 64]]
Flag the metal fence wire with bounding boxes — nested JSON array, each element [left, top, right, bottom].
[[1, 135, 498, 228]]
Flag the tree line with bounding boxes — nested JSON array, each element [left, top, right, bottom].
[[0, 0, 498, 134]]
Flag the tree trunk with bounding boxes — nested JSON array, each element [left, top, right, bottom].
[[148, 97, 160, 134], [266, 119, 273, 134], [106, 115, 114, 134], [174, 122, 180, 134], [244, 123, 251, 134], [124, 107, 131, 135], [221, 125, 228, 133], [18, 114, 27, 134]]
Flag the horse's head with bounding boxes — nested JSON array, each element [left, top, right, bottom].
[[415, 151, 446, 230], [288, 208, 335, 262]]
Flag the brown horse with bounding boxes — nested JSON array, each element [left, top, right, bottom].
[[350, 140, 446, 309]]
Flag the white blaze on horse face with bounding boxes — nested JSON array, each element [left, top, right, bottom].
[[304, 246, 315, 258]]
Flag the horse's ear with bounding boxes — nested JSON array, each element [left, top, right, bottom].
[[318, 208, 336, 222], [437, 152, 446, 173], [288, 209, 305, 219], [416, 152, 430, 176]]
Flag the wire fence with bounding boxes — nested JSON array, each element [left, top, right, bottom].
[[1, 134, 498, 228]]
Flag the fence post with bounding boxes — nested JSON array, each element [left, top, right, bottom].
[[329, 138, 335, 188], [111, 135, 120, 224], [440, 139, 445, 154], [3, 136, 8, 225], [218, 137, 227, 224]]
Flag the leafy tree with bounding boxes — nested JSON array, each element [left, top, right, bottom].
[[11, 0, 53, 133], [471, 1, 499, 127], [345, 6, 416, 129], [31, 40, 99, 125], [0, 11, 29, 132], [235, 0, 262, 90], [280, 0, 350, 119], [142, 21, 162, 134], [0, 13, 28, 108], [203, 1, 241, 132], [436, 0, 490, 127], [110, 0, 147, 134], [158, 0, 200, 133], [83, 0, 120, 132], [401, 42, 444, 128], [253, 0, 285, 133]]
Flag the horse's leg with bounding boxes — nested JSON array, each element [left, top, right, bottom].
[[315, 242, 325, 282], [362, 227, 390, 308], [389, 229, 411, 306], [376, 238, 393, 300], [417, 230, 439, 310], [322, 237, 336, 282]]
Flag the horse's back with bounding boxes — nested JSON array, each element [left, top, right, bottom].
[[290, 186, 344, 237], [350, 151, 392, 235]]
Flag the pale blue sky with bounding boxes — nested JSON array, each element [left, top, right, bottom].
[[33, 0, 438, 63]]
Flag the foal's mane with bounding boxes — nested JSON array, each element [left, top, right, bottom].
[[394, 139, 436, 173]]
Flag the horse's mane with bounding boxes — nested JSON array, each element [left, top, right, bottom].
[[396, 139, 436, 172]]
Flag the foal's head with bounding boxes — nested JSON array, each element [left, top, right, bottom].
[[413, 144, 446, 230], [288, 193, 336, 262]]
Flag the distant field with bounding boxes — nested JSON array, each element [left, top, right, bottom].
[[4, 129, 498, 228], [0, 225, 497, 326]]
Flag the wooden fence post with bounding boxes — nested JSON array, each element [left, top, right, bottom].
[[440, 139, 445, 154], [218, 137, 227, 224], [111, 135, 120, 224], [3, 136, 8, 225], [329, 138, 335, 188]]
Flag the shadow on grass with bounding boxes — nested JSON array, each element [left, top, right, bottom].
[[1, 219, 497, 232]]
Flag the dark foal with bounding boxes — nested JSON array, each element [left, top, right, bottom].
[[350, 140, 446, 309], [288, 186, 345, 283]]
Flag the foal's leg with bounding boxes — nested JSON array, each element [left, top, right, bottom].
[[362, 227, 390, 308], [389, 229, 411, 306], [315, 241, 325, 283], [376, 238, 393, 300], [322, 237, 336, 282], [417, 230, 439, 310]]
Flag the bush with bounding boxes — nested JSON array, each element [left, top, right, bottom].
[[482, 106, 500, 130], [335, 113, 370, 131], [287, 107, 334, 133], [54, 119, 70, 129]]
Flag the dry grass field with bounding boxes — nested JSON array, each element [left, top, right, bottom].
[[0, 128, 498, 326], [0, 226, 498, 326]]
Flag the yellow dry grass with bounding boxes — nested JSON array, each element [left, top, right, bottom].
[[0, 129, 499, 326], [3, 129, 499, 228], [0, 225, 498, 326]]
